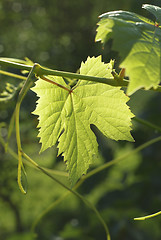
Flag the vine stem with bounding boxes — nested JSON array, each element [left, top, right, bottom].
[[0, 58, 126, 87], [0, 58, 161, 92], [15, 64, 37, 194], [21, 151, 111, 240], [1, 58, 161, 92]]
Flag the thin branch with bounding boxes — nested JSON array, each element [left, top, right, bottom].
[[0, 58, 134, 88], [1, 58, 161, 93], [0, 69, 26, 80], [134, 211, 161, 220], [83, 135, 161, 180], [15, 64, 37, 194], [133, 117, 161, 133]]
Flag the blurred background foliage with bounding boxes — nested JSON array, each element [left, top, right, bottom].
[[1, 0, 161, 239]]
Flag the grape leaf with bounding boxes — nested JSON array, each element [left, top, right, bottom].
[[31, 56, 134, 184], [96, 4, 161, 95], [142, 4, 161, 23]]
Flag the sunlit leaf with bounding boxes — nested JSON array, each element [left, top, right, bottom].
[[31, 56, 134, 184]]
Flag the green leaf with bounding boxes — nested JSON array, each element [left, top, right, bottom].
[[142, 4, 161, 23], [96, 4, 161, 95], [31, 56, 134, 184]]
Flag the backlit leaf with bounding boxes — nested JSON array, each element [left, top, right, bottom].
[[31, 56, 134, 184]]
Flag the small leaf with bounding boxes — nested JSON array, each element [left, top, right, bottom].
[[32, 56, 134, 185], [96, 4, 161, 95]]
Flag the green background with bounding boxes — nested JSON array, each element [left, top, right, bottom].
[[1, 0, 161, 239]]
